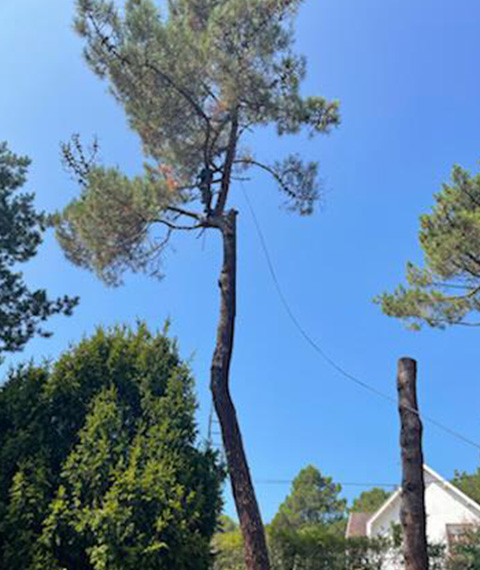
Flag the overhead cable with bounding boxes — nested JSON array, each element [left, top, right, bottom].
[[240, 183, 480, 452]]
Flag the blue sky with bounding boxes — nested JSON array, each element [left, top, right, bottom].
[[2, 0, 480, 522]]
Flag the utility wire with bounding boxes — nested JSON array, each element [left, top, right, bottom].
[[240, 183, 480, 453], [255, 479, 398, 488], [207, 404, 398, 488]]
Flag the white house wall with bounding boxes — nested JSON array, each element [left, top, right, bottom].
[[355, 466, 480, 570], [425, 480, 480, 543], [368, 477, 480, 545], [369, 495, 401, 538]]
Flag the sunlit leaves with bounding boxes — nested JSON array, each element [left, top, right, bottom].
[[0, 325, 223, 570]]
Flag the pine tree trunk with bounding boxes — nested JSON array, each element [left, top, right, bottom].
[[211, 209, 270, 570], [397, 357, 429, 570]]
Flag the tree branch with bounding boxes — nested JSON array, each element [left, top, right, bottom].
[[153, 218, 205, 232], [87, 11, 214, 166], [214, 112, 239, 216], [234, 157, 290, 194], [166, 205, 203, 220], [437, 284, 480, 303]]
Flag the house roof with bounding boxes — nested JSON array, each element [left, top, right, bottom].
[[422, 464, 480, 517], [346, 512, 374, 537], [365, 486, 401, 534], [347, 464, 480, 538]]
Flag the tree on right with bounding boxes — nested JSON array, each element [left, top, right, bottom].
[[376, 162, 480, 330]]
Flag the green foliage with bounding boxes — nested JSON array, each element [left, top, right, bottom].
[[263, 465, 399, 569], [269, 525, 343, 570], [212, 478, 447, 570], [270, 465, 347, 533], [212, 521, 391, 570], [268, 526, 391, 570], [217, 515, 239, 534], [56, 166, 167, 285], [212, 520, 245, 570], [0, 324, 223, 570], [350, 488, 391, 514], [0, 142, 78, 356], [54, 0, 340, 284], [376, 163, 480, 329], [382, 523, 446, 570], [452, 469, 480, 505], [267, 526, 446, 570], [447, 527, 480, 570]]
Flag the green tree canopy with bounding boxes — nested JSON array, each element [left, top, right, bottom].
[[0, 324, 223, 570], [217, 515, 240, 534], [350, 488, 391, 514], [269, 526, 392, 570], [0, 142, 77, 357], [452, 469, 480, 505], [55, 0, 339, 284], [212, 517, 245, 570], [270, 466, 347, 533], [376, 162, 480, 329]]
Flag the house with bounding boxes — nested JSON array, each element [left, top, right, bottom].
[[346, 465, 480, 564]]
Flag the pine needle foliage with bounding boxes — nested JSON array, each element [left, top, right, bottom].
[[270, 465, 347, 533], [350, 488, 391, 514], [54, 0, 340, 284], [376, 163, 480, 330]]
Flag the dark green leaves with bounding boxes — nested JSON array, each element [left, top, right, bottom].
[[270, 465, 347, 533], [0, 143, 78, 356], [0, 325, 224, 570], [452, 469, 480, 505], [350, 488, 391, 514]]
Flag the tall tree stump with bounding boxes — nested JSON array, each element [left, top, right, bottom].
[[397, 357, 429, 570]]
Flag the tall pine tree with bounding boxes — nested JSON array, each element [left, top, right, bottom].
[[54, 2, 340, 568]]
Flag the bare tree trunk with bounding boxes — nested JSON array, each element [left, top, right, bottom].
[[211, 209, 270, 570], [397, 357, 429, 570]]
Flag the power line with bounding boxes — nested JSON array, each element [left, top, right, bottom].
[[240, 183, 480, 452], [255, 479, 398, 488], [207, 405, 398, 489]]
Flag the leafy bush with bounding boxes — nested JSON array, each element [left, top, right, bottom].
[[0, 324, 224, 570]]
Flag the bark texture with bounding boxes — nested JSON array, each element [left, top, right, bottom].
[[211, 209, 270, 570], [397, 357, 429, 570]]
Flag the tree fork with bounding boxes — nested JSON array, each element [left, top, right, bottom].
[[211, 209, 270, 570], [397, 357, 429, 570]]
